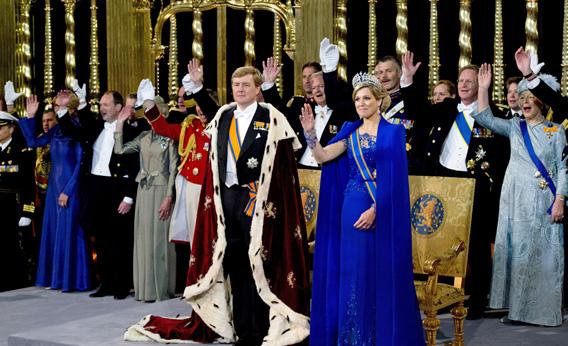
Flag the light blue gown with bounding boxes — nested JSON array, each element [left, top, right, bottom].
[[20, 118, 91, 292], [474, 108, 566, 326]]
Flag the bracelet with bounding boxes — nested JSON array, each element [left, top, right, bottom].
[[304, 130, 318, 149], [557, 195, 565, 201], [371, 203, 376, 212]]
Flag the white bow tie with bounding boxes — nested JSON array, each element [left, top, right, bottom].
[[457, 102, 476, 114]]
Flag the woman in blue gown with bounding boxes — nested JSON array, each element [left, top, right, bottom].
[[20, 94, 91, 291], [301, 73, 424, 345]]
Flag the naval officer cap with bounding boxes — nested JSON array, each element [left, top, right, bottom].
[[0, 111, 19, 126]]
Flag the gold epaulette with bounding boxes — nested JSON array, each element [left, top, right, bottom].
[[495, 103, 508, 112], [286, 95, 304, 108], [546, 107, 554, 122], [23, 203, 35, 213]]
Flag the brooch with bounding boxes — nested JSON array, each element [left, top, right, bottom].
[[475, 146, 486, 160], [329, 125, 338, 134], [247, 157, 259, 169]]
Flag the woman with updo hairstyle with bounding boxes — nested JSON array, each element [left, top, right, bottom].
[[431, 80, 457, 104], [113, 95, 179, 302], [302, 73, 424, 345], [476, 63, 566, 326]]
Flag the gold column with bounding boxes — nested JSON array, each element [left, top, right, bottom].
[[335, 0, 348, 82], [15, 0, 32, 115], [295, 0, 333, 94], [244, 6, 256, 66], [395, 0, 408, 57], [273, 14, 283, 95], [492, 0, 505, 103], [458, 0, 472, 69], [62, 0, 77, 90], [44, 0, 55, 99], [562, 0, 568, 96], [0, 0, 17, 92], [217, 6, 227, 104], [525, 0, 539, 54], [368, 0, 378, 73], [106, 1, 153, 96], [192, 9, 204, 61], [428, 0, 440, 89], [168, 15, 179, 102], [89, 0, 100, 113]]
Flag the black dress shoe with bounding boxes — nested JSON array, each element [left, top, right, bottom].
[[89, 288, 111, 298], [113, 291, 131, 300]]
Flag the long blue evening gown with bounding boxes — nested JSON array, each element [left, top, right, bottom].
[[311, 120, 424, 346], [20, 117, 91, 291]]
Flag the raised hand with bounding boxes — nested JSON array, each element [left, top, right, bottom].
[[25, 95, 40, 118], [300, 103, 315, 133], [514, 47, 532, 76], [71, 79, 87, 104], [319, 37, 331, 65], [401, 51, 422, 82], [478, 63, 492, 90], [117, 104, 132, 123], [262, 57, 281, 84], [320, 37, 339, 73], [187, 58, 203, 87], [136, 79, 155, 107], [529, 51, 544, 75], [4, 81, 23, 106]]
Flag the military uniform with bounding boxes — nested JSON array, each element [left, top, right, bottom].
[[0, 114, 35, 291], [417, 97, 501, 318], [385, 84, 425, 174]]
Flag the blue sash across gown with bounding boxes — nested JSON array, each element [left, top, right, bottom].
[[310, 119, 424, 345]]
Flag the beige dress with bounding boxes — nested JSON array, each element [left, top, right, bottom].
[[114, 130, 178, 301]]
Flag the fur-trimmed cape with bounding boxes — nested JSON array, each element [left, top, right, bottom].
[[124, 103, 310, 345]]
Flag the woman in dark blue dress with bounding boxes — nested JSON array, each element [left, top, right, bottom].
[[301, 73, 424, 345], [20, 94, 91, 291]]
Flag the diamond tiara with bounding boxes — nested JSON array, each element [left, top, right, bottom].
[[352, 72, 381, 89]]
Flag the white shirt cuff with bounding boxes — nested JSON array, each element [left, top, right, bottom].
[[56, 107, 68, 118], [186, 84, 203, 95], [400, 75, 412, 88], [527, 76, 541, 89], [261, 82, 275, 91], [123, 197, 134, 204]]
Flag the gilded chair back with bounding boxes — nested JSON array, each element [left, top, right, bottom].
[[297, 168, 322, 251], [409, 176, 475, 283]]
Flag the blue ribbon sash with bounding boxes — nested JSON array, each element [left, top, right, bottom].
[[349, 129, 377, 203], [455, 111, 473, 145], [520, 120, 556, 214]]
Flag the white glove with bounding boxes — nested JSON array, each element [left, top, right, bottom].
[[319, 37, 331, 67], [320, 38, 339, 73], [4, 81, 23, 106], [71, 79, 87, 104], [181, 74, 197, 95], [136, 79, 155, 107], [18, 217, 32, 227], [529, 52, 545, 75]]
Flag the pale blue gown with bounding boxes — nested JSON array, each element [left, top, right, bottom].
[[474, 108, 566, 326]]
